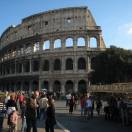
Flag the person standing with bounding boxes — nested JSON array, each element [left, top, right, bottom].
[[96, 99, 102, 116], [69, 96, 75, 114], [45, 98, 56, 132], [26, 94, 38, 132], [39, 94, 48, 120]]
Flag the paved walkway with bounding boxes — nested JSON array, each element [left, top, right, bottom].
[[2, 100, 68, 132]]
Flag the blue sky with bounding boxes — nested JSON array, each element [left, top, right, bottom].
[[0, 0, 132, 49]]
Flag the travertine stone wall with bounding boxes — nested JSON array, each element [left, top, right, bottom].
[[0, 7, 106, 94]]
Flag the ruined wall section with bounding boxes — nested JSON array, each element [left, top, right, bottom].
[[0, 7, 97, 49]]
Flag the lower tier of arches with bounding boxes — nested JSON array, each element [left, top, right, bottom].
[[0, 76, 89, 95]]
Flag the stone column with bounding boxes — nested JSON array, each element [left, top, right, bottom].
[[97, 35, 100, 48], [39, 41, 43, 52], [50, 39, 54, 51], [74, 56, 77, 73], [39, 79, 42, 90], [61, 38, 65, 50], [49, 80, 53, 92], [22, 62, 24, 73], [61, 57, 65, 73], [87, 56, 91, 72], [30, 59, 32, 72], [73, 37, 77, 50], [15, 60, 16, 74], [74, 80, 78, 93], [85, 36, 90, 48], [29, 80, 32, 93], [49, 58, 53, 73], [39, 58, 43, 73], [61, 80, 65, 95]]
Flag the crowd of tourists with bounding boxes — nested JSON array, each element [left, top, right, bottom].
[[0, 90, 56, 132], [65, 93, 130, 126], [0, 91, 131, 131]]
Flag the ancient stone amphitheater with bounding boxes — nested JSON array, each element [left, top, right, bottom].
[[0, 7, 106, 94]]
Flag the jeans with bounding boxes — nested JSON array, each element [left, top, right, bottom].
[[39, 108, 46, 120], [21, 116, 26, 132]]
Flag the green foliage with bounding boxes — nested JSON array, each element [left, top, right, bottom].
[[91, 47, 132, 84]]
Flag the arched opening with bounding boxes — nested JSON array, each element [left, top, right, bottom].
[[23, 81, 29, 91], [16, 63, 22, 73], [11, 83, 15, 92], [43, 81, 49, 91], [54, 39, 61, 49], [65, 38, 73, 47], [54, 59, 61, 71], [66, 58, 73, 70], [78, 80, 87, 94], [32, 60, 40, 72], [10, 62, 15, 74], [32, 80, 38, 91], [43, 60, 49, 71], [24, 61, 30, 72], [77, 37, 85, 46], [16, 82, 21, 91], [43, 40, 50, 50], [53, 81, 61, 98], [78, 57, 86, 70], [65, 80, 74, 94], [33, 42, 39, 52], [90, 37, 97, 48]]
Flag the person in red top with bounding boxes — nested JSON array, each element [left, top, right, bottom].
[[80, 96, 85, 116], [18, 93, 25, 109]]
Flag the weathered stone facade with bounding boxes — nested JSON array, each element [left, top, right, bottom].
[[0, 7, 106, 94]]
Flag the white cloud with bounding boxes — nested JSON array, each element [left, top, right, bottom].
[[118, 23, 132, 36], [127, 27, 132, 35]]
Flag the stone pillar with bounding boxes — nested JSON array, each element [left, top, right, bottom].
[[29, 80, 32, 93], [73, 37, 77, 50], [30, 59, 32, 72], [49, 81, 53, 92], [39, 41, 43, 52], [39, 58, 43, 73], [74, 80, 78, 93], [49, 58, 53, 73], [87, 56, 91, 72], [50, 39, 54, 51], [61, 80, 65, 95], [85, 36, 90, 48], [39, 79, 42, 90], [97, 36, 100, 48], [61, 38, 65, 50], [74, 56, 77, 73], [61, 57, 65, 73], [15, 60, 16, 74], [22, 62, 24, 73]]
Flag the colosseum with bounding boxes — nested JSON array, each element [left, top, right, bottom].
[[0, 6, 106, 95]]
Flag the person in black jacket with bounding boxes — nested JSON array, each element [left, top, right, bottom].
[[45, 98, 56, 132], [26, 94, 38, 132]]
